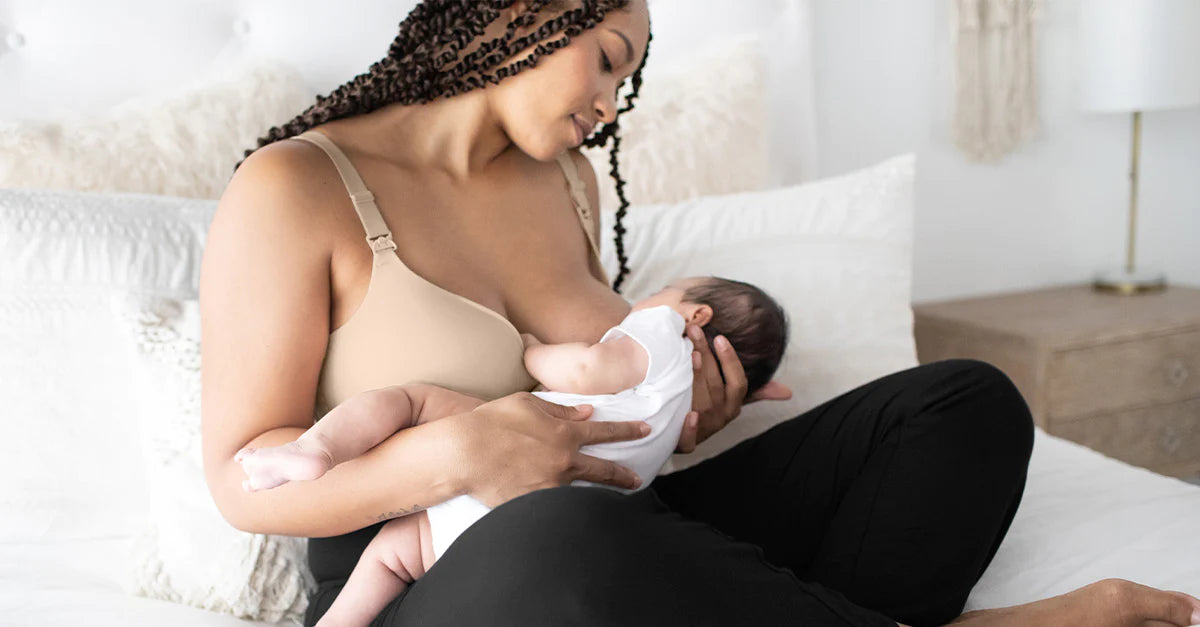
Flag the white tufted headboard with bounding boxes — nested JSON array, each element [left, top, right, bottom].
[[0, 0, 818, 184]]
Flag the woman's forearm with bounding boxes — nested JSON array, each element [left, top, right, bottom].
[[207, 416, 468, 538]]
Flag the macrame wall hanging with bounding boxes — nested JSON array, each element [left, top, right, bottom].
[[952, 0, 1044, 162]]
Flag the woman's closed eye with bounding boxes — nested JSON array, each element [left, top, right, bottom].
[[600, 49, 613, 73]]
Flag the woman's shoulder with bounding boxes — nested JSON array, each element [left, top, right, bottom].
[[218, 138, 344, 237], [204, 139, 347, 282], [230, 136, 342, 202]]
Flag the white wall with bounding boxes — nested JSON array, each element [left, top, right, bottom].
[[808, 0, 1200, 304]]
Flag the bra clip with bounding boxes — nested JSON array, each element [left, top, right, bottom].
[[368, 233, 397, 253]]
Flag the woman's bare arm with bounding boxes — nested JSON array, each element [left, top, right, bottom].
[[200, 143, 472, 538]]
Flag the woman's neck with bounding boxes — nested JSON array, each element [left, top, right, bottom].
[[341, 89, 514, 183]]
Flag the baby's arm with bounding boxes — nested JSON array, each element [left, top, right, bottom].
[[300, 384, 486, 468], [237, 384, 485, 492], [522, 333, 648, 396]]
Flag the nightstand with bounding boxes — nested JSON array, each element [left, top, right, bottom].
[[913, 283, 1200, 480]]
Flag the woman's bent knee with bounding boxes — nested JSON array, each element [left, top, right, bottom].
[[932, 359, 1034, 458]]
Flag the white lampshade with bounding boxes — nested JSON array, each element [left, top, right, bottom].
[[1078, 0, 1200, 113]]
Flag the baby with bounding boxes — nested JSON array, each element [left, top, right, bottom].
[[235, 275, 789, 627]]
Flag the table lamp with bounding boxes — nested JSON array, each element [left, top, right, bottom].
[[1077, 0, 1200, 295]]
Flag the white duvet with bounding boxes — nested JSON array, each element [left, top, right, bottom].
[[965, 430, 1200, 611], [4, 429, 1197, 626]]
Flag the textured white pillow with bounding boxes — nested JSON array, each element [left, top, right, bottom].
[[580, 34, 769, 211], [0, 188, 215, 544], [0, 61, 314, 199], [0, 187, 311, 624], [598, 154, 920, 474], [111, 295, 313, 625]]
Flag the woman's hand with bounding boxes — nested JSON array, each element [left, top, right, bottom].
[[449, 392, 651, 508], [674, 324, 794, 454]]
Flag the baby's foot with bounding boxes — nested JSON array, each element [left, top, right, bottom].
[[235, 439, 335, 492]]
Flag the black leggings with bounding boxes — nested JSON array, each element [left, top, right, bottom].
[[304, 359, 1035, 627]]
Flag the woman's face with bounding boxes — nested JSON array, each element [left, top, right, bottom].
[[487, 0, 651, 161]]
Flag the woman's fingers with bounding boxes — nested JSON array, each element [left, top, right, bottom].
[[687, 325, 725, 405], [570, 453, 643, 489], [674, 412, 699, 454], [690, 349, 713, 413], [746, 380, 794, 404], [578, 419, 651, 445], [710, 333, 749, 419], [529, 393, 594, 420]]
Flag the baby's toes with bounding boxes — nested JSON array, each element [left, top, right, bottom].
[[247, 471, 287, 492], [243, 474, 271, 493]]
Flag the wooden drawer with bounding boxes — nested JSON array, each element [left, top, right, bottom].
[[1047, 328, 1200, 420], [1051, 397, 1200, 475]]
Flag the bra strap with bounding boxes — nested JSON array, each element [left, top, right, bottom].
[[554, 152, 598, 250], [554, 152, 611, 287], [291, 130, 397, 254]]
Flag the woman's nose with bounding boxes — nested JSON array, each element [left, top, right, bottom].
[[594, 91, 618, 124]]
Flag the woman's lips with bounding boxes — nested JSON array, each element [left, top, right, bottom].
[[572, 116, 590, 145]]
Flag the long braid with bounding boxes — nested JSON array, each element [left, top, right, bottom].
[[237, 0, 650, 294], [585, 28, 649, 294]]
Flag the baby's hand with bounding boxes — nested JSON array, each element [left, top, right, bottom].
[[521, 332, 542, 350]]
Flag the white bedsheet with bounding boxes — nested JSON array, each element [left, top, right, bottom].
[[3, 430, 1197, 626], [966, 429, 1200, 610]]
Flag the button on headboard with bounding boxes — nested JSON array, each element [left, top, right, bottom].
[[1, 0, 817, 183], [0, 0, 412, 121]]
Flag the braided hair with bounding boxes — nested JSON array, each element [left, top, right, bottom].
[[236, 0, 651, 293]]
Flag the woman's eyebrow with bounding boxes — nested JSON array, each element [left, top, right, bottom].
[[606, 28, 634, 65]]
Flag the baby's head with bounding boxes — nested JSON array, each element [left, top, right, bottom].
[[631, 276, 789, 398]]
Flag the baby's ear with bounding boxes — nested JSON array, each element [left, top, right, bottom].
[[690, 304, 714, 328]]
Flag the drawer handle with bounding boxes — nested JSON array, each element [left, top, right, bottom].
[[1159, 425, 1182, 455], [1165, 359, 1189, 388]]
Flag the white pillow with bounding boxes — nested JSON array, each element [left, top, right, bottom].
[[111, 295, 313, 625], [0, 61, 314, 199], [580, 34, 769, 211], [598, 154, 920, 474], [0, 186, 312, 623], [0, 188, 215, 544]]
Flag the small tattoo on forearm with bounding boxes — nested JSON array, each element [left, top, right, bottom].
[[372, 504, 426, 523]]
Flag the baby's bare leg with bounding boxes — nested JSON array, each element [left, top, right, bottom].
[[235, 386, 418, 492], [315, 511, 437, 627]]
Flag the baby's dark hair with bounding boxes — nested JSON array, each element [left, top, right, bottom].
[[681, 276, 789, 398]]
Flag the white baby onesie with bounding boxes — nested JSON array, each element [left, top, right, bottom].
[[424, 305, 695, 560]]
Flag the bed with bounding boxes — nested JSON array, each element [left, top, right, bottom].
[[1, 0, 1197, 625]]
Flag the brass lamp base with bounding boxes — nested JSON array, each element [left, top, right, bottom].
[[1092, 268, 1168, 295]]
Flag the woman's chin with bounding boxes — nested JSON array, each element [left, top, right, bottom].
[[529, 142, 572, 162]]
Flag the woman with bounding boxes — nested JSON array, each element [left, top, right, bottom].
[[199, 1, 1200, 625]]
